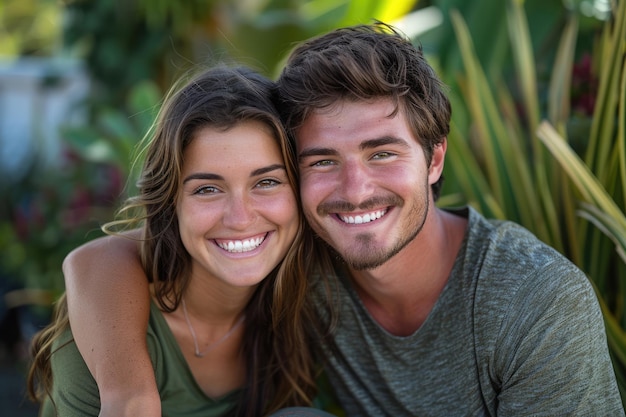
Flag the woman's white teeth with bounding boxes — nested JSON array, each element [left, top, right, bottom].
[[218, 236, 264, 253], [340, 209, 386, 224]]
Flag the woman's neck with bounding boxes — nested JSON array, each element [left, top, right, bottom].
[[160, 280, 251, 398]]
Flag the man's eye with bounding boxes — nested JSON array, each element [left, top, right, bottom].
[[312, 159, 334, 167], [372, 151, 394, 159]]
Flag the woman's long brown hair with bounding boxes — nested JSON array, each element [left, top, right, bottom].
[[27, 65, 334, 416]]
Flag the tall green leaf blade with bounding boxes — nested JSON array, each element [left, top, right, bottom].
[[506, 0, 540, 138], [547, 14, 578, 127], [586, 0, 626, 181], [450, 11, 509, 206], [538, 121, 626, 228], [451, 8, 553, 242], [618, 56, 626, 209], [447, 124, 505, 219], [579, 203, 626, 264]]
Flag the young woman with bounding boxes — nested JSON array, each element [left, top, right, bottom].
[[27, 65, 333, 417]]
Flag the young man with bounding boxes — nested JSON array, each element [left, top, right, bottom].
[[61, 23, 623, 416]]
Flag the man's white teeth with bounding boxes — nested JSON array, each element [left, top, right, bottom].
[[218, 236, 264, 253], [340, 209, 386, 224]]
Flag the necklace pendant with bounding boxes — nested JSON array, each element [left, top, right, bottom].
[[181, 298, 245, 359]]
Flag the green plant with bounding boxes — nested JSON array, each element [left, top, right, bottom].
[[443, 0, 626, 400], [0, 80, 160, 311], [62, 0, 420, 110], [0, 0, 62, 56]]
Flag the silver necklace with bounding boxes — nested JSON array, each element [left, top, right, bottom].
[[181, 298, 245, 358]]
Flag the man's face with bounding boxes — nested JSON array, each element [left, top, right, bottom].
[[296, 98, 444, 270]]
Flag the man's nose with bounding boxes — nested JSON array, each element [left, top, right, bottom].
[[336, 160, 375, 205]]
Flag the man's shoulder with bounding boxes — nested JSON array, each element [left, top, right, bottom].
[[464, 206, 572, 270], [456, 206, 587, 306]]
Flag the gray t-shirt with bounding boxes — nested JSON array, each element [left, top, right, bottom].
[[313, 207, 624, 416]]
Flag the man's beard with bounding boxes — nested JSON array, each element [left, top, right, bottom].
[[344, 198, 428, 270], [315, 185, 430, 271]]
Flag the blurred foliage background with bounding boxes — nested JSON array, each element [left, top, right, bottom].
[[0, 0, 624, 409]]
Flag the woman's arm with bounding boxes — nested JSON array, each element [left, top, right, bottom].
[[63, 231, 160, 417]]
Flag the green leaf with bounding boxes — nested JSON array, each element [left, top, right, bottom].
[[537, 121, 626, 230], [578, 203, 626, 264], [98, 110, 136, 141], [127, 80, 162, 132], [62, 126, 117, 163], [342, 0, 419, 26], [547, 14, 578, 127]]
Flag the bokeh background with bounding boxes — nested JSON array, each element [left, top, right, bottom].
[[1, 0, 624, 415]]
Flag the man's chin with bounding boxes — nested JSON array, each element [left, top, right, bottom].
[[336, 246, 391, 271], [352, 254, 394, 270]]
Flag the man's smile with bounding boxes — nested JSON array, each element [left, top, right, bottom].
[[338, 209, 388, 224]]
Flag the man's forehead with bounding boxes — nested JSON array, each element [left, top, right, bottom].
[[297, 98, 402, 134], [308, 98, 398, 117]]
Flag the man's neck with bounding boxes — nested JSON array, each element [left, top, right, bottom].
[[348, 207, 468, 336]]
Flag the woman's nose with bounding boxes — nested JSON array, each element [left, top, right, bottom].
[[222, 194, 256, 230]]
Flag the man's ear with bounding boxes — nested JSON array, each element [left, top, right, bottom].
[[428, 138, 446, 185]]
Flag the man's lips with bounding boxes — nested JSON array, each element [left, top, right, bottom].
[[337, 208, 388, 224]]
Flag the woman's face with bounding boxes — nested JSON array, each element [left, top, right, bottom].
[[176, 120, 299, 289]]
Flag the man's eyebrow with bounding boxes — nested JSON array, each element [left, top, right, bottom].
[[298, 137, 409, 160], [298, 147, 338, 161], [360, 136, 410, 150]]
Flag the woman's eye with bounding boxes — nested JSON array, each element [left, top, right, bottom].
[[193, 185, 219, 195], [256, 179, 280, 188]]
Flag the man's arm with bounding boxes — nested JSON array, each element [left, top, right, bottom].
[[63, 231, 160, 417]]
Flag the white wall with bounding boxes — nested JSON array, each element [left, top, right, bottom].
[[0, 57, 89, 182]]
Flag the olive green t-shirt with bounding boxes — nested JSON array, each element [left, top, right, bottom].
[[40, 301, 239, 417]]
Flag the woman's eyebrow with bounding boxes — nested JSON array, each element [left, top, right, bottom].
[[183, 164, 286, 184], [182, 173, 222, 184], [251, 164, 286, 177]]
